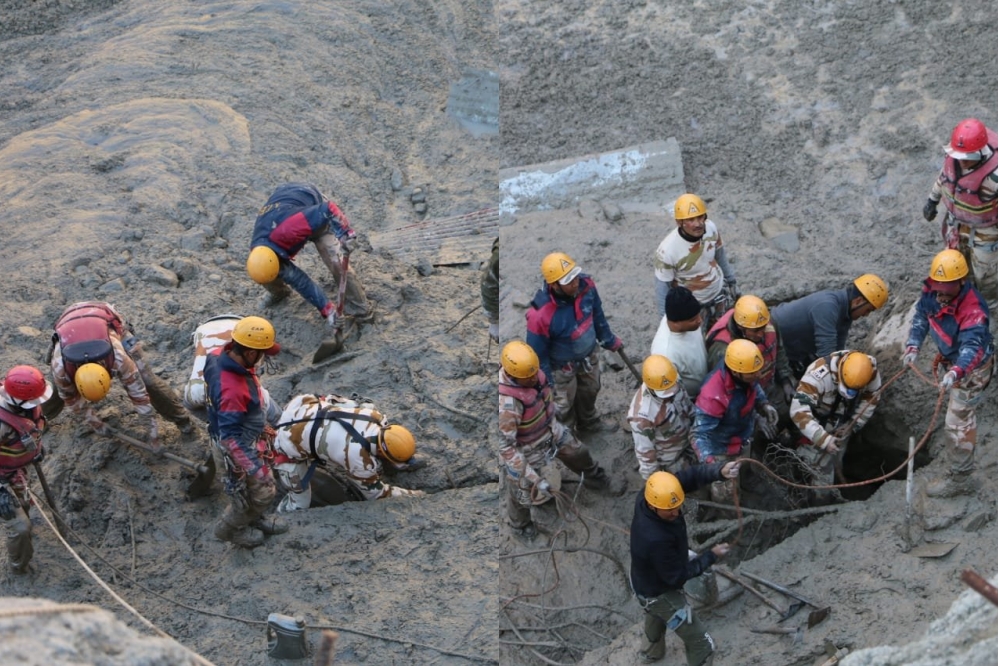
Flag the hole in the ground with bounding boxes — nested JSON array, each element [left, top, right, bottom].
[[841, 410, 931, 500]]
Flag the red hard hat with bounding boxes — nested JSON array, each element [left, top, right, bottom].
[[4, 365, 52, 407], [946, 118, 989, 159]]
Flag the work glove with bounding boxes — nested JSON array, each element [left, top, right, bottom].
[[340, 233, 357, 255], [86, 412, 110, 437], [710, 543, 731, 558], [326, 310, 339, 329], [922, 198, 938, 222], [939, 370, 959, 391], [762, 403, 779, 427], [32, 445, 45, 465], [782, 380, 797, 405], [901, 346, 920, 367], [605, 336, 623, 352], [818, 432, 841, 454], [726, 280, 741, 302], [721, 461, 741, 479], [757, 414, 777, 440], [0, 485, 15, 521]]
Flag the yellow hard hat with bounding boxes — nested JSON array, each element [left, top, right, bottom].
[[501, 341, 539, 379], [840, 352, 875, 390], [642, 355, 678, 394], [928, 249, 969, 282], [673, 193, 707, 221], [733, 295, 770, 329], [541, 252, 580, 285], [246, 246, 280, 285], [378, 424, 416, 464], [853, 274, 888, 309], [645, 471, 684, 510], [231, 316, 276, 350], [724, 339, 764, 374], [75, 363, 112, 402]]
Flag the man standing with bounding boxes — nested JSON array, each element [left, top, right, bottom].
[[654, 193, 738, 330], [526, 252, 623, 432], [272, 393, 425, 511], [922, 118, 997, 313], [628, 355, 695, 479], [0, 366, 52, 573], [204, 316, 288, 548], [499, 341, 609, 539], [692, 340, 778, 503], [790, 350, 881, 487], [247, 182, 371, 327], [50, 301, 194, 444], [902, 250, 994, 497], [480, 237, 500, 343], [650, 287, 709, 398], [706, 295, 796, 422], [630, 464, 739, 665], [771, 274, 889, 379]]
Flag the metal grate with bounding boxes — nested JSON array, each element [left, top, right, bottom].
[[368, 208, 498, 266]]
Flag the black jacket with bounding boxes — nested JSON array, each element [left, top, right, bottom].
[[629, 463, 724, 598]]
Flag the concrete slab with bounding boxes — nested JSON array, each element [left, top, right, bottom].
[[499, 138, 685, 216], [447, 69, 498, 137]]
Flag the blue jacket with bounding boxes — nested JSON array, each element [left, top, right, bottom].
[[251, 182, 352, 260], [203, 348, 267, 476], [907, 280, 994, 378], [630, 463, 724, 598], [525, 275, 621, 378], [692, 364, 765, 462], [771, 289, 852, 367]]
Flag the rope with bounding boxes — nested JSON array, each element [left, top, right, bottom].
[[0, 603, 103, 619], [26, 489, 494, 664], [26, 489, 216, 666]]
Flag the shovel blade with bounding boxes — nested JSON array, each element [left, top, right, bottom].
[[807, 606, 831, 628], [312, 332, 345, 363], [185, 452, 216, 499]]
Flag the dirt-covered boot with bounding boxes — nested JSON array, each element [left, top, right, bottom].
[[581, 465, 609, 490], [926, 474, 976, 498], [510, 522, 538, 543], [639, 632, 665, 663], [259, 284, 292, 308], [229, 527, 265, 548], [253, 515, 289, 536]]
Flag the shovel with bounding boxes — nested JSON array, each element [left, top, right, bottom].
[[313, 254, 351, 363], [109, 427, 211, 476], [617, 348, 643, 386], [740, 570, 831, 628], [715, 567, 805, 621]]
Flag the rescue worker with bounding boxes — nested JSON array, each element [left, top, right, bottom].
[[790, 350, 881, 488], [247, 182, 370, 327], [771, 274, 889, 379], [481, 237, 500, 342], [651, 286, 708, 398], [902, 249, 995, 497], [692, 340, 778, 503], [499, 341, 610, 539], [271, 393, 425, 511], [204, 316, 287, 548], [630, 464, 740, 665], [526, 252, 624, 432], [705, 295, 796, 424], [0, 366, 52, 573], [654, 193, 738, 330], [922, 118, 997, 313], [628, 355, 695, 479], [181, 314, 281, 425], [49, 301, 194, 444]]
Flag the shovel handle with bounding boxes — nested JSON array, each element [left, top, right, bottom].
[[109, 428, 209, 475], [741, 570, 822, 608], [617, 348, 643, 384]]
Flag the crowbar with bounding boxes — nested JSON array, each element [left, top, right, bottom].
[[32, 461, 68, 539], [108, 427, 210, 475]]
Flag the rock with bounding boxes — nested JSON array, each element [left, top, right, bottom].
[[600, 200, 624, 221], [759, 217, 799, 253], [963, 510, 992, 533], [16, 326, 42, 338], [145, 265, 179, 288], [391, 168, 404, 191], [99, 278, 126, 293], [414, 202, 427, 214], [164, 258, 199, 281], [415, 257, 434, 276], [577, 197, 604, 220], [179, 229, 207, 251], [410, 187, 426, 204]]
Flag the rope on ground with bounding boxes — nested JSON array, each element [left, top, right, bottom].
[[28, 490, 495, 664], [444, 303, 482, 334], [0, 603, 103, 619], [26, 489, 216, 666]]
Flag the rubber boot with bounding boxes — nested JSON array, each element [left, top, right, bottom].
[[639, 631, 665, 663], [926, 474, 976, 498], [582, 465, 609, 491], [260, 282, 292, 308], [253, 515, 289, 535], [230, 527, 265, 548]]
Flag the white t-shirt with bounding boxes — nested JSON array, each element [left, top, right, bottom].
[[654, 219, 726, 304], [650, 316, 709, 397]]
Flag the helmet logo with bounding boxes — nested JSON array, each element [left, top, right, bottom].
[[754, 356, 763, 369], [754, 313, 766, 326], [686, 203, 700, 216], [933, 264, 946, 279], [668, 493, 680, 507], [560, 259, 571, 270]]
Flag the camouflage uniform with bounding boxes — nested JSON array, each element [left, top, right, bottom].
[[499, 367, 604, 530], [480, 238, 499, 340], [0, 390, 46, 573], [627, 384, 695, 479], [789, 351, 881, 485], [272, 394, 423, 510]]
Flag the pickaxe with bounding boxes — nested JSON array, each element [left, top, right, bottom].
[[714, 567, 805, 621], [741, 570, 831, 628]]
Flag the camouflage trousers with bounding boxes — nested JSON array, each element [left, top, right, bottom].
[[941, 355, 994, 475], [211, 441, 276, 531], [553, 348, 601, 430], [1, 471, 32, 573]]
